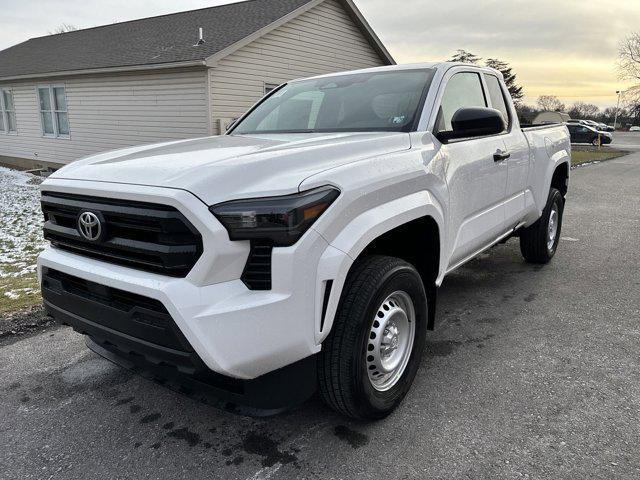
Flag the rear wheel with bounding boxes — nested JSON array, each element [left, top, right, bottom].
[[520, 188, 564, 263], [318, 255, 427, 420]]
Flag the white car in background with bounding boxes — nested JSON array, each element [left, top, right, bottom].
[[630, 126, 640, 132]]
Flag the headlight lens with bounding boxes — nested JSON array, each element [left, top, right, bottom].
[[210, 186, 340, 246]]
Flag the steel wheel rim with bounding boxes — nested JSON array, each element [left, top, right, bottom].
[[548, 203, 559, 251], [365, 291, 416, 392]]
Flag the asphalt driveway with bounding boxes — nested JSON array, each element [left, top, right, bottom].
[[1, 152, 639, 479], [611, 130, 640, 150]]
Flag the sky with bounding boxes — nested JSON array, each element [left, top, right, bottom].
[[1, 0, 638, 109]]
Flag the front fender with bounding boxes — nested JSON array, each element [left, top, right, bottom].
[[312, 191, 445, 344]]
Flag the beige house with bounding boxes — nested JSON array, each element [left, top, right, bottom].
[[0, 0, 393, 169]]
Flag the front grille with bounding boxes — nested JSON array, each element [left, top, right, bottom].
[[42, 267, 190, 352], [42, 268, 243, 394], [41, 192, 203, 277]]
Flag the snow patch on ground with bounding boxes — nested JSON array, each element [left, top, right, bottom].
[[0, 167, 45, 302]]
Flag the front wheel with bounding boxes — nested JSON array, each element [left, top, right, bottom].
[[318, 255, 427, 420], [519, 187, 564, 263]]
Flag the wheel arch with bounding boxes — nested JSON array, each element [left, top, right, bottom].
[[315, 191, 445, 344], [550, 160, 569, 197]]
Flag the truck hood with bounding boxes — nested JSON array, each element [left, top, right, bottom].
[[51, 132, 411, 205]]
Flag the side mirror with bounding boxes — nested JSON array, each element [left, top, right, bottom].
[[436, 107, 505, 142]]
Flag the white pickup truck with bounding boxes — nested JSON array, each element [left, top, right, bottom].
[[38, 62, 570, 419]]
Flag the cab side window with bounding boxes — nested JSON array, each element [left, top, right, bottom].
[[435, 72, 487, 133], [484, 74, 510, 131]]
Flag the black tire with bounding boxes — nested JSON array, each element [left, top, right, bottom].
[[520, 187, 564, 263], [318, 255, 427, 420]]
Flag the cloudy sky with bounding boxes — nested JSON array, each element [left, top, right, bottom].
[[1, 0, 638, 108]]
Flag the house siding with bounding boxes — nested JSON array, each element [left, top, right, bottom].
[[0, 69, 209, 166], [209, 0, 386, 133], [0, 0, 389, 167]]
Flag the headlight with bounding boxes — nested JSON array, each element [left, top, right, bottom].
[[210, 186, 340, 246]]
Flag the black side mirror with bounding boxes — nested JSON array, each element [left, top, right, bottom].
[[436, 107, 505, 142]]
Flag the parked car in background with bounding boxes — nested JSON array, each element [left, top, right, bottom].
[[567, 119, 614, 133], [567, 119, 591, 127], [567, 123, 612, 145], [630, 126, 640, 132], [586, 120, 614, 133], [597, 122, 615, 132]]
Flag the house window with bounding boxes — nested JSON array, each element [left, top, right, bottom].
[[38, 85, 69, 137], [264, 83, 279, 96], [0, 89, 17, 134]]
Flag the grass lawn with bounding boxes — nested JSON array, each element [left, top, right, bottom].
[[0, 167, 45, 315], [571, 146, 629, 167]]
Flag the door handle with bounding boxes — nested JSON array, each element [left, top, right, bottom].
[[494, 150, 511, 162]]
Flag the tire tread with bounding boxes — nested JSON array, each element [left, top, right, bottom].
[[318, 255, 413, 418], [520, 187, 563, 263]]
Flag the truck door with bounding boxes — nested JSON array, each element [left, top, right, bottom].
[[483, 73, 530, 228], [432, 70, 509, 269]]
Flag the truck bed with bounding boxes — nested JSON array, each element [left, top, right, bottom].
[[521, 123, 571, 210]]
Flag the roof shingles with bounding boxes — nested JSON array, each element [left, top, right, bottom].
[[0, 0, 314, 79]]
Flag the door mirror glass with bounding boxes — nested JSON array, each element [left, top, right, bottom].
[[436, 107, 506, 142]]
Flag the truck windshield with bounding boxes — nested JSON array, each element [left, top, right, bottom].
[[231, 69, 435, 135]]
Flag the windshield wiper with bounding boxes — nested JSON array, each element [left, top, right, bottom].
[[236, 129, 319, 134]]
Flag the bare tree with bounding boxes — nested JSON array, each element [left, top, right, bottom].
[[622, 86, 640, 105], [618, 33, 640, 82], [536, 95, 565, 112], [568, 102, 600, 120], [630, 103, 640, 125], [49, 23, 79, 35], [622, 86, 640, 125], [515, 103, 539, 124]]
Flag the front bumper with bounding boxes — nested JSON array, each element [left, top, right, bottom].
[[41, 266, 316, 412], [37, 179, 349, 381], [38, 237, 330, 380]]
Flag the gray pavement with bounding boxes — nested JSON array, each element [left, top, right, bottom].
[[1, 152, 640, 479], [611, 130, 640, 150]]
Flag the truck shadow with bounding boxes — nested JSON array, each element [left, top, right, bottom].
[[425, 242, 543, 360]]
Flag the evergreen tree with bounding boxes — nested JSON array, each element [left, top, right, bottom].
[[448, 49, 481, 65], [446, 51, 525, 104], [485, 58, 524, 104]]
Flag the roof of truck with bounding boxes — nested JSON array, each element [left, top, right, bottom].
[[296, 62, 502, 82]]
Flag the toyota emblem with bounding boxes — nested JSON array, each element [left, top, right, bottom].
[[77, 211, 103, 241]]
